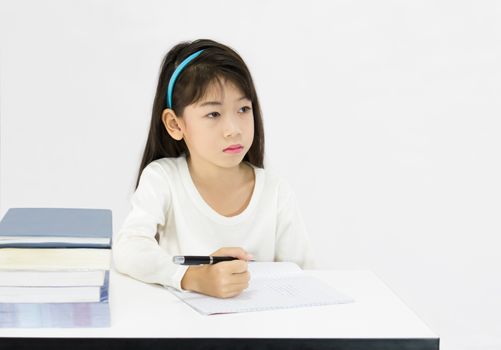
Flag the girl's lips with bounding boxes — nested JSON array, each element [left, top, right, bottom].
[[223, 145, 243, 153]]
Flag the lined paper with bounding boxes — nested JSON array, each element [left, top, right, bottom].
[[169, 262, 354, 315]]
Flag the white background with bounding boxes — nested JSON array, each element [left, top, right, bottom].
[[1, 1, 500, 349]]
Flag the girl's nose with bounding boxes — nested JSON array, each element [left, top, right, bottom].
[[223, 115, 242, 138]]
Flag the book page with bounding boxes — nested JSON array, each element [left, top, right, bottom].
[[0, 248, 111, 270]]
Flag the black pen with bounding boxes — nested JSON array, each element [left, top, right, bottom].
[[172, 255, 241, 265]]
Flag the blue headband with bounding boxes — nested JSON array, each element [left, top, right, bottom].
[[166, 49, 205, 109]]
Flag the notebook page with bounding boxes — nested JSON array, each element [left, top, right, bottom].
[[247, 262, 302, 279], [170, 262, 354, 315]]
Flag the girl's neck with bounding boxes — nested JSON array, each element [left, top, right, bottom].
[[186, 155, 253, 191]]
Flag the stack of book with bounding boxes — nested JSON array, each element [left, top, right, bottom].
[[0, 208, 112, 328]]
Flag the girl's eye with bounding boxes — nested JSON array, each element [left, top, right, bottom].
[[239, 106, 252, 113], [206, 112, 220, 119]]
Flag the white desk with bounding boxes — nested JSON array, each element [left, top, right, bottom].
[[1, 269, 439, 350]]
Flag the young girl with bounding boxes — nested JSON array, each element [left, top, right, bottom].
[[113, 39, 315, 299]]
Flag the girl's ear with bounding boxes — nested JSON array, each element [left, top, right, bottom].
[[162, 109, 184, 141]]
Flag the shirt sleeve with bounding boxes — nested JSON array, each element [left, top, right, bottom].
[[112, 161, 189, 291], [274, 180, 316, 269]]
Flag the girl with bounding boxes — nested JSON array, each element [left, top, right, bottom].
[[113, 39, 315, 299]]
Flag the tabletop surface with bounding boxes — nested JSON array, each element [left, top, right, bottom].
[[0, 268, 438, 340]]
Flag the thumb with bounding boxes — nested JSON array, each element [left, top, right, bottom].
[[212, 247, 253, 261]]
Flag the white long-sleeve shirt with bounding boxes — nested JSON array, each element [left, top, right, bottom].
[[113, 155, 315, 291]]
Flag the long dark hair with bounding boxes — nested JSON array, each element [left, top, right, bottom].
[[136, 39, 265, 189]]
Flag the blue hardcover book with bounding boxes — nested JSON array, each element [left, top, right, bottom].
[[0, 272, 110, 328], [0, 208, 112, 248]]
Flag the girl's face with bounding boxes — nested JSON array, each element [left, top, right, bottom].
[[176, 79, 254, 170]]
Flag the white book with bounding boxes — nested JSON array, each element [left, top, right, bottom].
[[0, 248, 110, 271], [0, 270, 105, 287], [0, 285, 101, 303], [169, 262, 354, 315]]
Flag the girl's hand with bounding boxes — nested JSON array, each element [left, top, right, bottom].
[[180, 247, 253, 298]]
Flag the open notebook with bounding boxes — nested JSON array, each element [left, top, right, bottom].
[[169, 262, 354, 315]]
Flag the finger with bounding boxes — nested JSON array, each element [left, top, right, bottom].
[[220, 289, 243, 299], [212, 247, 253, 261], [224, 282, 250, 297], [229, 271, 250, 285], [213, 260, 247, 275], [228, 260, 248, 274], [210, 260, 245, 275]]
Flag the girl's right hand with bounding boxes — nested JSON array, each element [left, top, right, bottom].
[[180, 247, 253, 298]]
